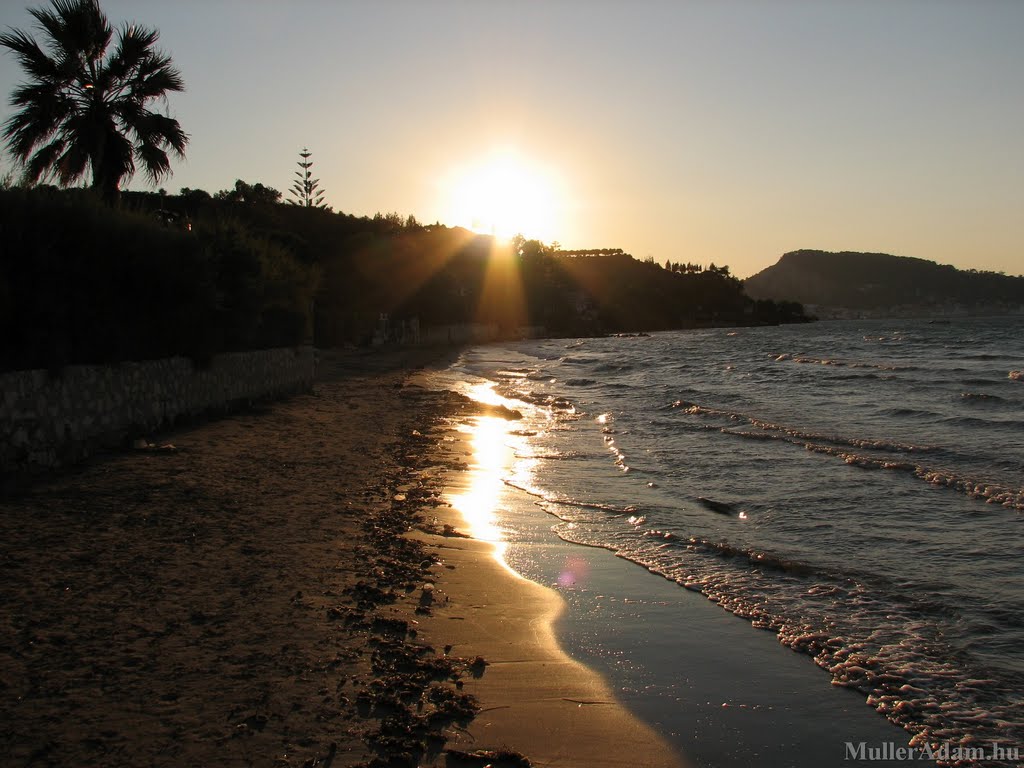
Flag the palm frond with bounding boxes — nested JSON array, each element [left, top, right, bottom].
[[55, 139, 89, 184], [135, 140, 171, 184], [133, 55, 185, 98], [30, 0, 111, 72], [101, 22, 159, 86], [3, 91, 74, 159], [121, 110, 188, 157], [24, 137, 67, 183], [0, 29, 62, 82]]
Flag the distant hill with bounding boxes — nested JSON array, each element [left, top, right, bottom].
[[743, 250, 1024, 317]]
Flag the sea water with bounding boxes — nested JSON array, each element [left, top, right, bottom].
[[434, 317, 1024, 765]]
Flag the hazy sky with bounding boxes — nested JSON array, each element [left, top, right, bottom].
[[1, 0, 1022, 278]]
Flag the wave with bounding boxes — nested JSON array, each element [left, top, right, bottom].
[[942, 415, 1024, 429], [670, 400, 938, 454], [960, 353, 1009, 361], [595, 361, 635, 373], [501, 478, 641, 519], [495, 368, 532, 379], [539, 498, 641, 517], [514, 450, 581, 461], [961, 392, 1005, 403], [497, 385, 582, 415], [776, 354, 910, 372], [748, 430, 1023, 510], [549, 521, 1024, 761], [880, 407, 940, 419], [669, 400, 1024, 510]]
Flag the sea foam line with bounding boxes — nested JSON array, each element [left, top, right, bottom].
[[548, 518, 1024, 766], [671, 401, 1024, 511]]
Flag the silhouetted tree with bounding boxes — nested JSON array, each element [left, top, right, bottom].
[[289, 147, 326, 208], [0, 0, 188, 202], [215, 179, 281, 204], [179, 186, 211, 202], [372, 211, 405, 229]]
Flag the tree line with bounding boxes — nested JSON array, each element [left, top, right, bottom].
[[0, 0, 809, 372]]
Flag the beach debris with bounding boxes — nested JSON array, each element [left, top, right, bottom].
[[445, 748, 533, 767], [371, 617, 410, 637], [346, 400, 534, 768], [419, 584, 435, 607], [234, 712, 268, 732], [131, 437, 178, 452], [354, 637, 481, 767], [301, 742, 337, 768], [468, 656, 488, 677]]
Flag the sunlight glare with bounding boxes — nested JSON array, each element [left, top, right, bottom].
[[445, 382, 534, 575], [448, 417, 511, 562], [443, 150, 562, 242]]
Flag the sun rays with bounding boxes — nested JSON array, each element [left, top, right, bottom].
[[441, 150, 562, 243]]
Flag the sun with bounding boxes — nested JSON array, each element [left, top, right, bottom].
[[444, 151, 561, 243]]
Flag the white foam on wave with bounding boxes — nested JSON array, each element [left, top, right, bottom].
[[670, 400, 1024, 511], [775, 353, 904, 372], [548, 518, 1024, 765]]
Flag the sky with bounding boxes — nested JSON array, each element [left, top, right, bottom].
[[1, 0, 1022, 279]]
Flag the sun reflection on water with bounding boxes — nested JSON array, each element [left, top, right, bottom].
[[447, 384, 533, 574]]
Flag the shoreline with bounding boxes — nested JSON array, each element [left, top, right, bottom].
[[399, 380, 686, 767], [0, 343, 930, 768], [0, 345, 683, 768], [415, 353, 926, 767]]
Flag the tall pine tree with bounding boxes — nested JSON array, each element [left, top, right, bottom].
[[289, 147, 326, 208]]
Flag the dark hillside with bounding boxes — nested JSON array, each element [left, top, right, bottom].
[[744, 250, 1024, 314]]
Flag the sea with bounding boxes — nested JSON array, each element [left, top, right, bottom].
[[430, 316, 1024, 766]]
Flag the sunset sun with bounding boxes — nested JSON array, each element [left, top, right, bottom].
[[444, 151, 562, 242]]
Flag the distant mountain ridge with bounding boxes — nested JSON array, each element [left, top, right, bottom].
[[743, 250, 1024, 317]]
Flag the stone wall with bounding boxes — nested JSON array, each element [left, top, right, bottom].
[[1, 346, 315, 472]]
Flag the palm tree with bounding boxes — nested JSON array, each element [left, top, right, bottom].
[[1, 0, 187, 201]]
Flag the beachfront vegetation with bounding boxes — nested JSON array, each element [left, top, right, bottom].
[[117, 186, 807, 345], [0, 187, 316, 372], [0, 0, 187, 202], [0, 181, 807, 371]]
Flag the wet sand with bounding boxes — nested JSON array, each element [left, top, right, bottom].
[[404, 367, 915, 768], [0, 348, 684, 768]]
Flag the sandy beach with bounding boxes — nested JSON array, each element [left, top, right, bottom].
[[0, 347, 684, 768]]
